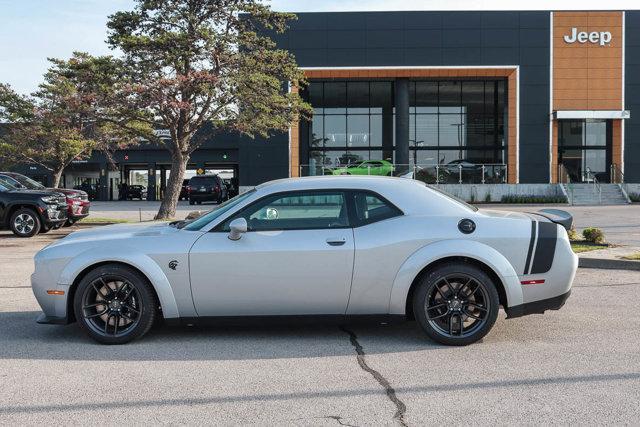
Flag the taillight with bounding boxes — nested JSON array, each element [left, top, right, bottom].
[[215, 185, 220, 192], [187, 186, 191, 193]]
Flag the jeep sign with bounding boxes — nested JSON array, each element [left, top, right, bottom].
[[563, 27, 612, 46]]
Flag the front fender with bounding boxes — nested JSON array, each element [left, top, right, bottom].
[[58, 246, 180, 319], [388, 239, 523, 315]]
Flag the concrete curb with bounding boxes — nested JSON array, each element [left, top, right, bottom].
[[579, 257, 640, 271]]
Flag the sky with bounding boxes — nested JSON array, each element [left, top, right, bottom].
[[1, 0, 639, 95]]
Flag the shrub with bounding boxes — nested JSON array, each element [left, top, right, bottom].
[[500, 195, 568, 204], [582, 227, 606, 244], [484, 192, 492, 203], [567, 227, 579, 241], [629, 193, 640, 203]]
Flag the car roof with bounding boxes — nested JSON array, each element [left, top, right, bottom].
[[255, 176, 475, 216]]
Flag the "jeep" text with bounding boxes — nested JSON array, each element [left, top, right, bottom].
[[563, 27, 612, 46]]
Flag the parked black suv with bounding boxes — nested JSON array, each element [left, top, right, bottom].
[[0, 181, 68, 237], [188, 174, 228, 205]]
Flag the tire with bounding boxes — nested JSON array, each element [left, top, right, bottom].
[[9, 208, 41, 238], [39, 224, 52, 234], [413, 263, 499, 346], [64, 218, 77, 227], [189, 200, 195, 205], [73, 264, 158, 345]]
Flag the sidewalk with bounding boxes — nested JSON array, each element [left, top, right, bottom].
[[577, 246, 640, 271]]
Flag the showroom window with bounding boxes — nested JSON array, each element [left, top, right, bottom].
[[409, 80, 506, 167], [305, 81, 394, 175]]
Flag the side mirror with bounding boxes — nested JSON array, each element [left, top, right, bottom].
[[228, 217, 247, 241]]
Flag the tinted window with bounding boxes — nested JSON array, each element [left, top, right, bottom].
[[190, 176, 217, 186], [352, 192, 402, 226], [221, 191, 349, 231]]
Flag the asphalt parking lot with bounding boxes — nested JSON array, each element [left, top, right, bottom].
[[1, 227, 640, 425]]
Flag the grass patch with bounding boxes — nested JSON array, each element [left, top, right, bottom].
[[571, 241, 609, 253], [78, 217, 132, 224], [621, 252, 640, 261]]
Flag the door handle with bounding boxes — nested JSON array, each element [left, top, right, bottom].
[[326, 237, 347, 246]]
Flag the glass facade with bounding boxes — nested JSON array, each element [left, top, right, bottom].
[[306, 81, 395, 173], [558, 119, 611, 183], [302, 79, 507, 180], [409, 81, 506, 167]]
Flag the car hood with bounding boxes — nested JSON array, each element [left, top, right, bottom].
[[10, 189, 64, 198], [53, 222, 182, 246], [48, 188, 83, 197]]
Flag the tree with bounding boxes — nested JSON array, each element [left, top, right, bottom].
[[107, 0, 311, 220], [0, 53, 148, 187]]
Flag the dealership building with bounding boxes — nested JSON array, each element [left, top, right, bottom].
[[14, 10, 640, 201]]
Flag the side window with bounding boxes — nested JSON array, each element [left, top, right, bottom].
[[220, 191, 349, 231], [352, 192, 402, 226]]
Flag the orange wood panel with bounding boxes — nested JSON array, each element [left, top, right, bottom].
[[551, 121, 558, 183], [553, 11, 623, 111], [289, 84, 300, 178], [612, 120, 622, 171]]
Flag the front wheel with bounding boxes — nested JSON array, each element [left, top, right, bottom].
[[73, 264, 158, 344], [413, 263, 499, 346], [9, 208, 41, 237]]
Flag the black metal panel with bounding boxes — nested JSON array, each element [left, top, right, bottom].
[[625, 11, 640, 182]]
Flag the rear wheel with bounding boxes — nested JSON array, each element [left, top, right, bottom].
[[9, 208, 41, 237], [413, 263, 499, 346], [73, 264, 158, 344]]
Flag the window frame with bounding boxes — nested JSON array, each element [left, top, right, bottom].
[[213, 189, 353, 232], [212, 188, 404, 232], [346, 190, 404, 227]]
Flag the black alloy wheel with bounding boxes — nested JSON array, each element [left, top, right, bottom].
[[74, 265, 157, 344], [413, 263, 499, 346]]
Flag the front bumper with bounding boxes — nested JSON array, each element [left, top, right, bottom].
[[41, 203, 68, 226], [36, 312, 69, 325], [505, 290, 571, 319], [67, 201, 90, 220]]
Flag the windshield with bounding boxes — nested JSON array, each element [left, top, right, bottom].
[[10, 174, 45, 189], [183, 189, 256, 231]]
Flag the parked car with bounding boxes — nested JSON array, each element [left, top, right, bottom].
[[0, 172, 90, 226], [223, 178, 238, 198], [32, 176, 577, 345], [0, 181, 67, 237], [331, 160, 395, 176], [179, 179, 190, 200], [73, 182, 98, 201], [126, 185, 147, 200], [188, 174, 228, 205]]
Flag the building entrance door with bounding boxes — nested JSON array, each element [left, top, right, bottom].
[[558, 119, 611, 183]]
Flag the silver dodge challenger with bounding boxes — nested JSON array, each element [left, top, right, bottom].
[[32, 176, 578, 345]]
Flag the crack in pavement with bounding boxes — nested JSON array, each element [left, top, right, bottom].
[[340, 326, 408, 427]]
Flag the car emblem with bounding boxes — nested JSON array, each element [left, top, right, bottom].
[[168, 260, 178, 270]]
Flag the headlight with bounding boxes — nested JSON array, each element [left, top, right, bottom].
[[41, 195, 58, 204]]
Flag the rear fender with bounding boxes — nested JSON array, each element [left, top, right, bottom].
[[388, 239, 523, 315], [58, 246, 180, 319]]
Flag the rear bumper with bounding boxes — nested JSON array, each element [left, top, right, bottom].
[[505, 290, 571, 319]]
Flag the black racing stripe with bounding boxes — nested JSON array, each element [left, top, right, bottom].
[[524, 221, 536, 275], [530, 222, 558, 274]]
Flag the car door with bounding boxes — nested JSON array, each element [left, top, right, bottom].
[[189, 190, 355, 316]]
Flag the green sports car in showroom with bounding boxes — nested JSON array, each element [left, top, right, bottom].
[[330, 160, 395, 176]]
